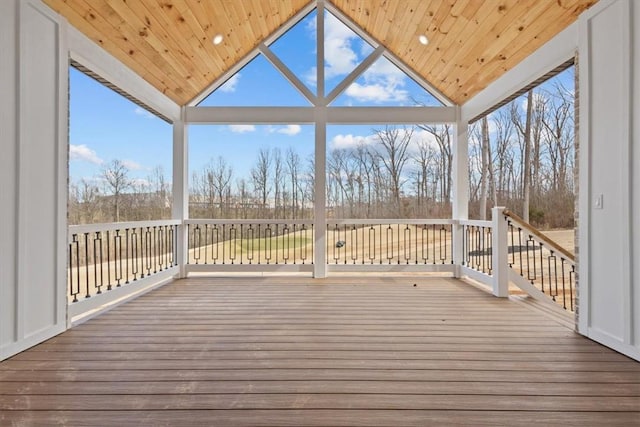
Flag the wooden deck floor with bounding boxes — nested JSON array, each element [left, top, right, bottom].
[[2, 276, 640, 426]]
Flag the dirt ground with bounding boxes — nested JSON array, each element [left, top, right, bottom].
[[540, 229, 575, 255]]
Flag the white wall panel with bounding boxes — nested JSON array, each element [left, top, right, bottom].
[[633, 1, 640, 349], [0, 0, 19, 360], [0, 0, 67, 360], [585, 1, 627, 341], [19, 0, 61, 336], [579, 0, 639, 360]]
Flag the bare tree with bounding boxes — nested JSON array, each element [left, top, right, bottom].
[[102, 159, 131, 222], [374, 125, 413, 216], [285, 147, 301, 219], [479, 117, 491, 220], [209, 156, 233, 217], [272, 148, 284, 218], [251, 148, 272, 216], [522, 90, 534, 222]]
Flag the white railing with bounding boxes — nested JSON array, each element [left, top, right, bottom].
[[184, 219, 314, 273], [457, 208, 508, 297], [67, 220, 180, 321], [326, 219, 456, 273], [503, 210, 576, 311], [67, 212, 575, 315]]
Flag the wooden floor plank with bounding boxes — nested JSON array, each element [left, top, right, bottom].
[[1, 275, 639, 426], [2, 410, 640, 427]]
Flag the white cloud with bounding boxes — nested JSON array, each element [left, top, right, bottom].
[[121, 159, 145, 171], [345, 82, 407, 103], [330, 133, 376, 150], [329, 127, 439, 153], [344, 57, 409, 104], [69, 144, 103, 165], [219, 73, 240, 93], [229, 124, 256, 133], [122, 160, 144, 171], [134, 107, 155, 119], [303, 13, 360, 86], [276, 125, 301, 136], [324, 13, 360, 79]]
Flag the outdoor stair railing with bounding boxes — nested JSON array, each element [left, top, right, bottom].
[[503, 209, 576, 311], [458, 207, 575, 312]]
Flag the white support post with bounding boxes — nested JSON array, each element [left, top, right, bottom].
[[452, 107, 469, 277], [172, 108, 189, 278], [491, 206, 509, 297], [313, 3, 327, 278], [314, 107, 327, 278]]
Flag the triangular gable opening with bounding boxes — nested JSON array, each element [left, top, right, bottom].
[[198, 54, 311, 107], [268, 9, 318, 97], [330, 55, 444, 107], [322, 10, 374, 97]]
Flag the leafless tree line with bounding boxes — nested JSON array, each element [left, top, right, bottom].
[[69, 159, 171, 224], [70, 76, 575, 228], [470, 80, 575, 227], [189, 147, 316, 219]]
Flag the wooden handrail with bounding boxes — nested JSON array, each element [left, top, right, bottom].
[[503, 209, 575, 262]]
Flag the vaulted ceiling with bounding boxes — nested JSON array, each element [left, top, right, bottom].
[[43, 0, 597, 106]]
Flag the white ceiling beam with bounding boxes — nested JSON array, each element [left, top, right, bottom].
[[186, 105, 455, 124], [185, 106, 315, 124], [317, 0, 326, 105], [326, 106, 456, 124], [324, 45, 385, 105], [259, 43, 317, 105]]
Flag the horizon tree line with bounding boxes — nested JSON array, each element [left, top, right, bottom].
[[70, 71, 576, 228]]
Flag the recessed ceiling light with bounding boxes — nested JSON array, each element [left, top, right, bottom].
[[212, 34, 223, 45], [418, 35, 429, 45]]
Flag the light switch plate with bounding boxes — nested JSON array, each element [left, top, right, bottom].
[[594, 194, 603, 209]]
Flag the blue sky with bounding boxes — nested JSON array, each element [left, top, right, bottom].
[[68, 9, 573, 189]]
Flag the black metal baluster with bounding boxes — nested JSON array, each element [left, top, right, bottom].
[[193, 225, 201, 265], [569, 264, 575, 311], [229, 224, 237, 264], [404, 225, 411, 264], [265, 224, 272, 265], [282, 225, 290, 265], [247, 224, 254, 264], [561, 258, 568, 310], [84, 233, 90, 299], [239, 224, 244, 265], [71, 234, 79, 302], [145, 227, 152, 277], [125, 228, 131, 283], [538, 242, 544, 294], [350, 225, 357, 265], [300, 224, 307, 264], [548, 252, 557, 301], [94, 231, 103, 294], [369, 226, 376, 265], [386, 225, 393, 265], [115, 230, 122, 287], [487, 227, 493, 275], [130, 228, 138, 280]]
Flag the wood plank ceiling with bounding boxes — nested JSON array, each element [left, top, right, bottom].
[[43, 0, 597, 107]]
